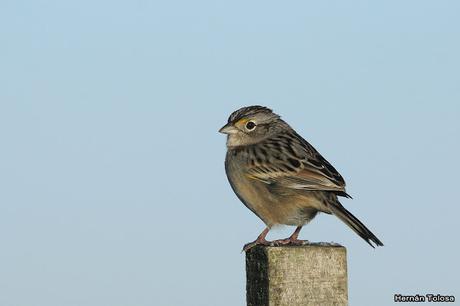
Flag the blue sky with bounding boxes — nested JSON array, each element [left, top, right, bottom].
[[1, 1, 459, 305]]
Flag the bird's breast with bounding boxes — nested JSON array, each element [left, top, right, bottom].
[[225, 150, 308, 226]]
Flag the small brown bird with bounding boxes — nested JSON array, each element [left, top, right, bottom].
[[219, 106, 383, 251]]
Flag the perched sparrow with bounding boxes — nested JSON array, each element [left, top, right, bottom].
[[219, 106, 383, 251]]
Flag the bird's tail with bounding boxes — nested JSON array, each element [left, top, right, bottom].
[[328, 201, 384, 248]]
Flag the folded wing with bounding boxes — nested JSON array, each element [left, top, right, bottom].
[[246, 132, 349, 196]]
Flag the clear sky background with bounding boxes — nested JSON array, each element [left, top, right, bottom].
[[1, 1, 459, 305]]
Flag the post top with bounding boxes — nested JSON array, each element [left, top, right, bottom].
[[245, 242, 345, 253]]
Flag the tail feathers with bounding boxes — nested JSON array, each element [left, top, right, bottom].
[[329, 202, 384, 248]]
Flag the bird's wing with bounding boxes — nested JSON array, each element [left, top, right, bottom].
[[245, 132, 348, 194]]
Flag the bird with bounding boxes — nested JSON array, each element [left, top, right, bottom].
[[219, 105, 383, 251]]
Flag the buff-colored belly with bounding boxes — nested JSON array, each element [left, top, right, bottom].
[[227, 163, 323, 226]]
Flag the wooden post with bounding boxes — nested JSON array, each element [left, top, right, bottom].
[[246, 244, 348, 306]]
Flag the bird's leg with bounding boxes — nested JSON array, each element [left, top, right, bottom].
[[273, 226, 308, 246], [242, 227, 271, 252], [287, 225, 304, 244]]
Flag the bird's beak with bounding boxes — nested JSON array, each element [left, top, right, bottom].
[[219, 123, 238, 134]]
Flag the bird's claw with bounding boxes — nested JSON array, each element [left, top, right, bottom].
[[243, 238, 311, 252], [272, 238, 309, 246], [242, 239, 272, 252]]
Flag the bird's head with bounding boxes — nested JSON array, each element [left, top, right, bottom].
[[219, 105, 287, 148]]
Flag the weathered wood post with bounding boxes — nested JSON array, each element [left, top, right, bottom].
[[246, 244, 348, 306]]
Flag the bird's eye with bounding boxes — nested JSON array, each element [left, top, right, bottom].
[[245, 121, 256, 131]]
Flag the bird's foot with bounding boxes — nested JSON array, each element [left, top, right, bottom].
[[242, 238, 272, 252], [272, 238, 309, 246]]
